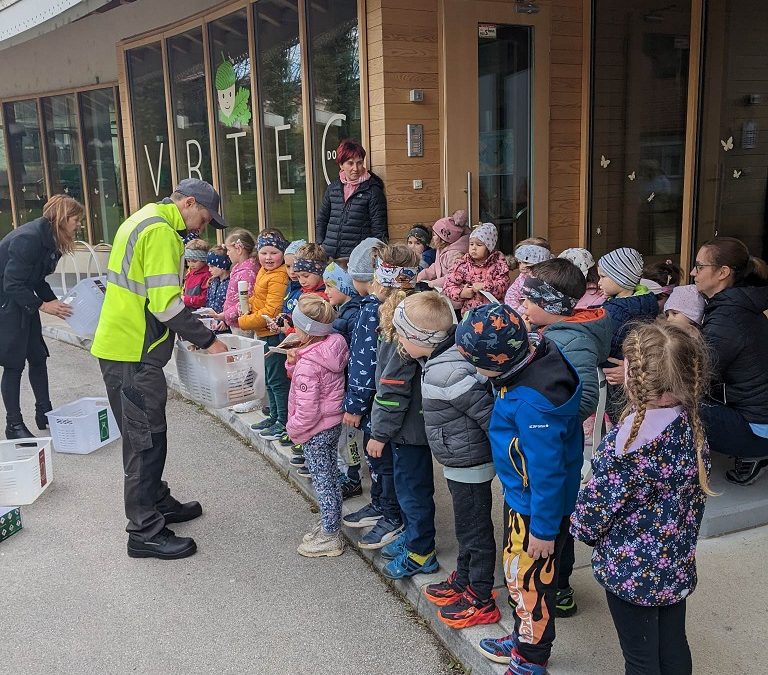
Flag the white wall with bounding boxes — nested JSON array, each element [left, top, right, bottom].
[[0, 0, 216, 98]]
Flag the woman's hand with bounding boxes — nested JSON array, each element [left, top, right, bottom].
[[366, 438, 386, 458], [40, 300, 73, 319]]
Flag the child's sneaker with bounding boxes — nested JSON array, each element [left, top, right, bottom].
[[259, 422, 285, 440], [278, 433, 293, 447], [340, 479, 363, 501], [302, 521, 322, 543], [296, 466, 312, 480], [297, 530, 344, 558], [289, 454, 305, 467], [358, 518, 404, 550], [479, 633, 518, 664], [251, 417, 276, 431], [506, 649, 548, 675], [424, 570, 466, 606], [438, 587, 501, 629], [261, 406, 270, 417], [382, 549, 438, 579], [232, 400, 260, 413], [342, 503, 382, 528], [555, 586, 578, 617], [292, 443, 303, 455]]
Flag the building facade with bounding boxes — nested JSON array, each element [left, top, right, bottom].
[[0, 0, 765, 272]]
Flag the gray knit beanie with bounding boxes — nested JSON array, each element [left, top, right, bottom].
[[348, 237, 384, 281], [598, 247, 644, 291]]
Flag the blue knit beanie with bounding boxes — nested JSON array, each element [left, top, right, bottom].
[[323, 261, 357, 297]]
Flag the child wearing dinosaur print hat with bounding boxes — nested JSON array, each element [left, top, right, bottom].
[[455, 302, 582, 675]]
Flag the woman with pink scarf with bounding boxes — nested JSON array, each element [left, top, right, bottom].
[[315, 139, 388, 259]]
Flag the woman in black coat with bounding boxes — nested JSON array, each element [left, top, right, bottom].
[[692, 236, 768, 485], [315, 139, 388, 259], [0, 195, 82, 439]]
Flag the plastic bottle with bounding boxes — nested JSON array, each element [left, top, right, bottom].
[[238, 280, 250, 315]]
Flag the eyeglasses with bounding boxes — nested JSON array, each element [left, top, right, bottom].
[[693, 262, 720, 272]]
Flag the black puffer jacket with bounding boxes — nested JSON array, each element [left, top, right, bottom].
[[702, 285, 768, 424], [316, 173, 388, 259]]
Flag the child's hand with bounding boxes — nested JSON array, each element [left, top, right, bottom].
[[527, 535, 555, 560], [214, 320, 227, 332], [366, 438, 386, 458], [604, 364, 625, 386], [521, 313, 533, 332], [472, 282, 485, 291], [265, 317, 279, 333], [285, 348, 298, 365], [460, 285, 475, 299], [343, 412, 362, 428]]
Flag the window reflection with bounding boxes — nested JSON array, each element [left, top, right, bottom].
[[0, 117, 12, 238], [4, 99, 46, 224]]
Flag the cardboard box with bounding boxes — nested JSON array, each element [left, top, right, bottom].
[[0, 506, 22, 543]]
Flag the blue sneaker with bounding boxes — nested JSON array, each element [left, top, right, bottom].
[[342, 503, 382, 529], [381, 549, 438, 579], [380, 531, 407, 560], [358, 518, 404, 550], [506, 651, 548, 675], [259, 422, 285, 441], [479, 633, 518, 664]]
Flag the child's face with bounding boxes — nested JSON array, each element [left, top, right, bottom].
[[469, 239, 489, 262], [397, 335, 432, 359], [258, 245, 284, 271], [352, 279, 370, 296], [597, 267, 624, 298], [407, 237, 426, 256], [298, 271, 322, 289], [208, 264, 224, 278], [294, 326, 309, 343], [326, 285, 349, 307], [224, 239, 248, 264], [665, 309, 697, 333], [284, 254, 298, 281], [522, 298, 558, 328], [186, 259, 206, 272], [517, 261, 532, 274], [431, 233, 442, 248]]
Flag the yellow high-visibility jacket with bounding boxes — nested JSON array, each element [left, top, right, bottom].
[[91, 200, 214, 365]]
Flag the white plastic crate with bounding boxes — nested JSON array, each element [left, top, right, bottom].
[[0, 438, 53, 506], [175, 333, 266, 409], [46, 397, 120, 454], [61, 276, 107, 337]]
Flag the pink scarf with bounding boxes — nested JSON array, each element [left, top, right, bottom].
[[339, 169, 371, 202]]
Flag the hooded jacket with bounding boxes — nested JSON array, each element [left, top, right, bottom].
[[442, 250, 511, 314], [702, 285, 768, 423], [602, 291, 659, 359], [286, 333, 349, 445], [417, 234, 470, 289], [332, 293, 364, 346], [182, 265, 210, 309], [316, 173, 388, 259], [490, 339, 582, 540], [542, 308, 613, 421]]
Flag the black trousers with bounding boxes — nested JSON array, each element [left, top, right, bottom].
[[606, 591, 692, 675], [99, 359, 179, 539], [701, 400, 768, 459], [363, 432, 400, 523], [557, 533, 576, 590], [447, 478, 495, 601]]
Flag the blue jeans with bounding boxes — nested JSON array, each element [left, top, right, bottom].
[[263, 334, 289, 426], [363, 433, 400, 523], [392, 442, 436, 555]]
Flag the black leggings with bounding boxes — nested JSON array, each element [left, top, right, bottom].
[[606, 591, 691, 675], [1, 361, 51, 425]]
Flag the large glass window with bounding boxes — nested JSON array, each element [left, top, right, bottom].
[[4, 99, 46, 223], [308, 0, 361, 205], [80, 88, 125, 244], [0, 118, 12, 238], [209, 10, 259, 234], [255, 0, 307, 241], [589, 1, 692, 262], [127, 42, 172, 205], [168, 28, 212, 183]]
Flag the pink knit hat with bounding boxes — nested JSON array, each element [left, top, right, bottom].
[[433, 216, 464, 244], [664, 284, 705, 326]]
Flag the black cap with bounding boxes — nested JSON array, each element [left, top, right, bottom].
[[174, 178, 227, 229]]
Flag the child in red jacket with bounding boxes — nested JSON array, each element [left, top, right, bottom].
[[183, 238, 211, 309]]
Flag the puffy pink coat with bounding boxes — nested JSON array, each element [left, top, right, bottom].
[[443, 250, 510, 314], [286, 333, 349, 444], [417, 234, 469, 288]]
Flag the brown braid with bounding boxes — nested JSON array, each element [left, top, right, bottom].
[[621, 330, 649, 452], [689, 342, 716, 495]]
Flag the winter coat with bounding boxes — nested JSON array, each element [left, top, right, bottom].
[[489, 339, 582, 540], [417, 234, 469, 288], [332, 294, 364, 346], [343, 294, 381, 421], [421, 337, 494, 467], [205, 276, 229, 314], [286, 333, 349, 445], [316, 173, 388, 259], [422, 248, 436, 268], [443, 250, 510, 314], [576, 286, 605, 310], [282, 279, 302, 315], [0, 217, 61, 369], [602, 291, 659, 359], [571, 408, 709, 606], [702, 285, 768, 424], [541, 308, 613, 421], [238, 265, 289, 337], [182, 266, 210, 309], [370, 337, 429, 447], [223, 258, 259, 327]]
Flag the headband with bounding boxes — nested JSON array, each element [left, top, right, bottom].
[[293, 257, 326, 276], [393, 299, 454, 348], [184, 249, 208, 262], [374, 258, 419, 289], [521, 277, 578, 316], [291, 305, 334, 336], [206, 251, 231, 270], [257, 233, 288, 252]]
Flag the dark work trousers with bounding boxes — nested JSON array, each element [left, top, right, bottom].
[[605, 591, 692, 675], [99, 359, 179, 539], [557, 534, 576, 590], [447, 478, 496, 601], [701, 400, 768, 459], [363, 432, 400, 523], [392, 442, 436, 555], [263, 334, 289, 426]]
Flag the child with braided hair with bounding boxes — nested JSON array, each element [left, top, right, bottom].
[[571, 322, 714, 675]]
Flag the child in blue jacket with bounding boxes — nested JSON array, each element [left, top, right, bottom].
[[456, 303, 582, 675]]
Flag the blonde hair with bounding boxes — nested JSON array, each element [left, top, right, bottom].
[[225, 228, 256, 258], [621, 322, 715, 495], [401, 291, 455, 334], [42, 194, 83, 254], [295, 242, 330, 265], [373, 244, 419, 344], [209, 244, 226, 257], [297, 294, 335, 324], [508, 236, 551, 271], [185, 237, 210, 252]]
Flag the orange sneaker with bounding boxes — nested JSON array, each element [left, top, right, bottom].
[[438, 587, 501, 629], [424, 571, 466, 607]]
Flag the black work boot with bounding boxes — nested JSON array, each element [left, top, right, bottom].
[[127, 528, 197, 560], [5, 420, 35, 440], [160, 500, 203, 524], [35, 402, 53, 430]]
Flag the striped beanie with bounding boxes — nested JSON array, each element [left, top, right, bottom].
[[598, 247, 644, 291]]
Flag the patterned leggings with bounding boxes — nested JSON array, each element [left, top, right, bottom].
[[303, 424, 343, 534]]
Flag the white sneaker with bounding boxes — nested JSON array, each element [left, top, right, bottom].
[[297, 531, 344, 558], [302, 521, 322, 543], [231, 400, 260, 413]]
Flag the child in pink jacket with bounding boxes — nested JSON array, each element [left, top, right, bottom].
[[417, 210, 469, 289], [286, 294, 350, 559], [443, 222, 510, 315], [503, 241, 553, 312]]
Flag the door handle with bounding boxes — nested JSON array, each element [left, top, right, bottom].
[[463, 171, 472, 225]]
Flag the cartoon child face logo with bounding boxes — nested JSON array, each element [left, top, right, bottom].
[[218, 84, 236, 118], [215, 54, 252, 129]]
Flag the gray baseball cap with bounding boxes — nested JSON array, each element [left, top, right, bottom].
[[174, 178, 227, 229]]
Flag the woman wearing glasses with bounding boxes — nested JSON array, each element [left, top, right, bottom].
[[691, 237, 768, 485]]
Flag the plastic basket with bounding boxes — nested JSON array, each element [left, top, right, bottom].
[[174, 333, 266, 409], [61, 276, 107, 337], [0, 438, 54, 506], [46, 397, 120, 454]]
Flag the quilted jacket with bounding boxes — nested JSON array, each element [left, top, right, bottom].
[[238, 265, 289, 337], [417, 234, 469, 289], [443, 250, 510, 314]]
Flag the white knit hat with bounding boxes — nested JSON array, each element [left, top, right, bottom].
[[598, 247, 644, 291], [470, 223, 498, 251], [515, 244, 552, 265], [558, 247, 595, 278]]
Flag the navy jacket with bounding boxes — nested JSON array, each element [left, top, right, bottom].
[[343, 294, 381, 423], [602, 292, 658, 359], [332, 293, 363, 346]]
